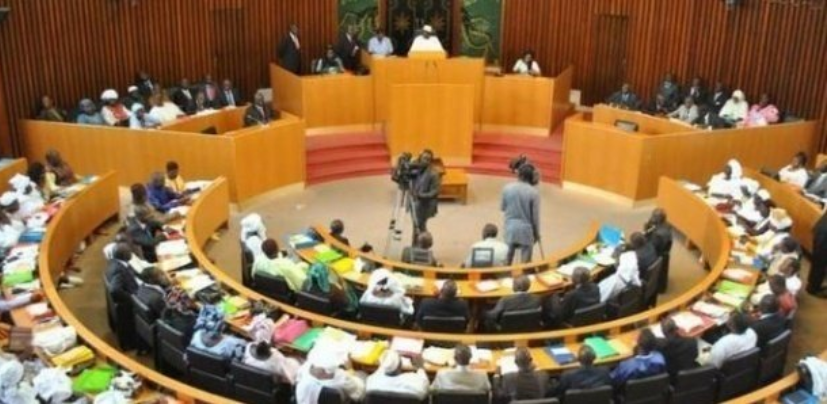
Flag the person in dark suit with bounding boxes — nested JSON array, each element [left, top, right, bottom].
[[127, 209, 166, 263], [411, 150, 441, 243], [277, 23, 303, 75], [804, 164, 827, 201], [656, 72, 682, 106], [329, 219, 350, 247], [709, 81, 731, 113], [607, 83, 641, 110], [335, 25, 361, 72], [401, 232, 438, 266], [545, 268, 601, 328], [415, 280, 469, 329], [136, 267, 170, 319], [134, 70, 155, 98], [686, 77, 708, 106], [644, 93, 676, 116], [644, 209, 673, 256], [657, 319, 698, 377], [200, 74, 223, 109], [485, 276, 540, 330], [172, 78, 198, 114], [695, 105, 728, 129], [105, 243, 140, 304], [556, 345, 612, 397], [243, 92, 275, 127], [492, 347, 554, 403], [806, 213, 826, 297], [630, 232, 658, 279], [218, 79, 242, 108], [750, 294, 788, 348]]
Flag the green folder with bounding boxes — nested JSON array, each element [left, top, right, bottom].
[[583, 337, 619, 359], [72, 365, 117, 395], [716, 280, 754, 298], [291, 327, 324, 352], [1, 270, 34, 287], [315, 249, 344, 264]]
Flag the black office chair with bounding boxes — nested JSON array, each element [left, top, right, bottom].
[[658, 250, 672, 294], [156, 320, 189, 377], [432, 390, 490, 404], [240, 243, 254, 288], [131, 295, 156, 355], [669, 366, 718, 404], [621, 373, 670, 404], [358, 303, 403, 328], [642, 258, 664, 308], [253, 272, 295, 303], [229, 359, 291, 404], [510, 398, 559, 404], [470, 247, 495, 269], [567, 303, 606, 327], [716, 348, 761, 401], [420, 316, 468, 333], [366, 391, 426, 404], [759, 330, 792, 386], [296, 290, 334, 316], [103, 276, 136, 351], [186, 347, 232, 397], [318, 387, 345, 404], [563, 385, 613, 404], [605, 285, 643, 320], [498, 307, 543, 333]]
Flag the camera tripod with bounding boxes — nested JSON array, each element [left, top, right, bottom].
[[383, 182, 420, 259]]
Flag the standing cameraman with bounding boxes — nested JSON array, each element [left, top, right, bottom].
[[501, 163, 540, 264], [411, 150, 441, 246]]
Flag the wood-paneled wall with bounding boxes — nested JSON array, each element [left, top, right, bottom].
[[0, 0, 338, 155], [501, 0, 826, 124]]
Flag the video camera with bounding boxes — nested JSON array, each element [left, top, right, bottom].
[[391, 152, 424, 191]]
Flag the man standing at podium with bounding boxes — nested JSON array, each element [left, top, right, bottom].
[[409, 25, 445, 54]]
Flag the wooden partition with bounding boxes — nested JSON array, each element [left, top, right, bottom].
[[481, 75, 556, 136], [0, 158, 27, 186], [270, 64, 304, 118], [159, 107, 248, 134], [38, 172, 235, 404], [388, 84, 474, 166], [551, 66, 575, 127], [564, 107, 820, 202]]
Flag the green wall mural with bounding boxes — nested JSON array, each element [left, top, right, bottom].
[[339, 0, 380, 44], [460, 0, 502, 63]]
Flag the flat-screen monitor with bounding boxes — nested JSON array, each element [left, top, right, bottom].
[[615, 120, 639, 133]]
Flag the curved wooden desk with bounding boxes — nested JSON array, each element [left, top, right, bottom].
[[187, 177, 732, 357], [725, 351, 827, 404], [0, 158, 27, 186], [744, 168, 824, 253], [38, 172, 236, 404]]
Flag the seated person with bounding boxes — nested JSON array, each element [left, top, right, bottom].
[[126, 208, 166, 263], [147, 172, 186, 213], [192, 91, 218, 116], [315, 46, 345, 75], [104, 243, 140, 303], [512, 51, 541, 76], [415, 280, 469, 329], [240, 213, 267, 258], [668, 96, 700, 124], [172, 78, 197, 114], [719, 90, 749, 126], [555, 345, 612, 397], [695, 104, 727, 129], [686, 77, 708, 106], [295, 349, 366, 404], [36, 95, 68, 122], [302, 262, 358, 315], [135, 267, 170, 319], [764, 237, 801, 278], [644, 209, 673, 256], [243, 92, 275, 127], [545, 268, 600, 328], [401, 232, 438, 266], [252, 239, 308, 292], [484, 276, 540, 329], [409, 25, 445, 53], [242, 341, 301, 385], [45, 149, 79, 187], [657, 319, 698, 377], [707, 159, 743, 199], [219, 79, 242, 108], [0, 193, 26, 222], [189, 328, 246, 360], [329, 219, 350, 246], [657, 73, 682, 106], [100, 89, 132, 127], [709, 82, 731, 113], [148, 91, 185, 124], [599, 248, 641, 303], [130, 183, 178, 226], [767, 275, 797, 317], [76, 98, 106, 125], [706, 311, 758, 368], [644, 93, 675, 115], [743, 93, 780, 127], [778, 152, 810, 188], [492, 347, 553, 403], [804, 163, 827, 200], [161, 287, 198, 337], [430, 345, 491, 393], [27, 162, 53, 201], [128, 103, 162, 129], [366, 350, 429, 401], [748, 294, 788, 349], [9, 174, 45, 217], [610, 329, 666, 388], [367, 28, 394, 57], [607, 83, 641, 110], [122, 85, 145, 110], [360, 268, 414, 315], [0, 210, 24, 251], [0, 284, 42, 315], [164, 161, 188, 194], [464, 224, 509, 267], [630, 232, 658, 278]]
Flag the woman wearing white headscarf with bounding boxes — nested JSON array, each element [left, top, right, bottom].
[[360, 268, 414, 315], [366, 350, 429, 400], [707, 159, 743, 199], [295, 348, 365, 404], [719, 90, 749, 126], [240, 213, 267, 257], [599, 250, 641, 303], [9, 174, 44, 218]]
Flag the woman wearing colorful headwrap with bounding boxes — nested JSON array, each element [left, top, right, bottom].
[[160, 287, 198, 336], [302, 262, 359, 314]]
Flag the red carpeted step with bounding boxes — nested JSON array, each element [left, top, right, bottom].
[[308, 146, 390, 164], [306, 132, 392, 186]]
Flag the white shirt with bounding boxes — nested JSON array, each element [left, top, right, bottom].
[[0, 293, 32, 313], [360, 290, 414, 315], [149, 103, 184, 124], [0, 223, 23, 250], [513, 59, 541, 76], [129, 113, 162, 130], [295, 363, 365, 404], [707, 328, 758, 368], [409, 35, 445, 53], [430, 366, 491, 393], [669, 104, 700, 124], [719, 100, 749, 122], [242, 343, 301, 384], [366, 369, 429, 400], [465, 238, 509, 267], [778, 166, 810, 188], [368, 36, 394, 56]]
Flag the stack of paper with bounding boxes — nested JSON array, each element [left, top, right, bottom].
[[671, 312, 705, 333], [475, 280, 500, 293], [547, 346, 577, 365], [422, 347, 454, 367], [537, 272, 567, 288], [470, 347, 493, 365], [692, 301, 731, 319], [156, 239, 193, 271], [722, 268, 756, 284], [390, 337, 424, 356], [289, 234, 317, 250], [583, 337, 619, 359], [683, 182, 703, 192], [330, 258, 354, 275], [26, 303, 51, 318], [557, 260, 596, 277], [350, 341, 387, 365], [712, 292, 745, 308], [497, 356, 519, 374]]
